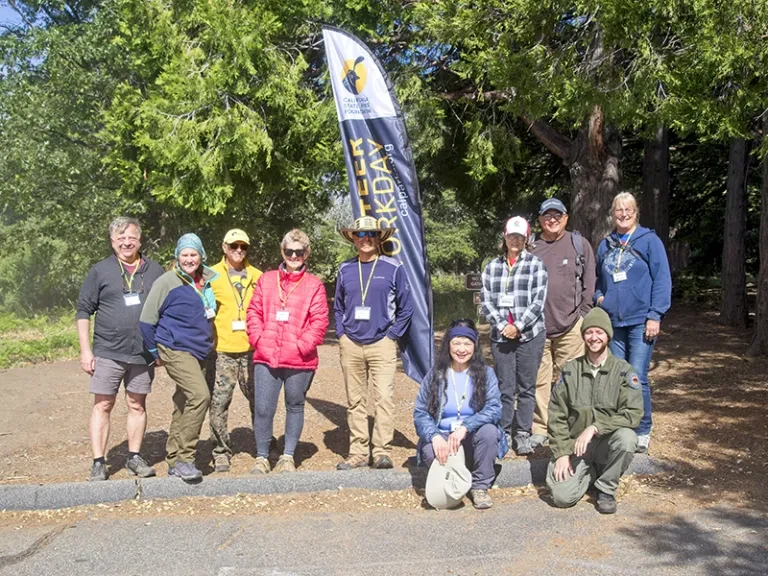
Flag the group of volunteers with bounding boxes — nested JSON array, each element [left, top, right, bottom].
[[77, 190, 671, 515]]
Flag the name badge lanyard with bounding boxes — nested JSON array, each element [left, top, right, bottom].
[[176, 270, 213, 317], [615, 229, 635, 273], [358, 256, 379, 309], [228, 274, 247, 321], [450, 368, 469, 425], [277, 271, 305, 311], [118, 258, 141, 293]]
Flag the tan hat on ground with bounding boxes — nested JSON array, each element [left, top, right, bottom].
[[425, 445, 472, 510], [223, 229, 250, 245], [339, 216, 396, 244]]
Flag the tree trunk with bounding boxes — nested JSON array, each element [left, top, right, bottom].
[[524, 106, 622, 249], [640, 125, 670, 247], [748, 126, 768, 355], [719, 137, 749, 328]]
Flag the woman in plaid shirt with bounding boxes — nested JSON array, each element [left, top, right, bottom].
[[481, 216, 548, 456]]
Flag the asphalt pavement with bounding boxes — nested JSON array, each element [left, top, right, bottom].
[[1, 498, 765, 575]]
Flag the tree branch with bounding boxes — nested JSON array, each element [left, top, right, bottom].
[[439, 88, 515, 102], [520, 115, 573, 160]]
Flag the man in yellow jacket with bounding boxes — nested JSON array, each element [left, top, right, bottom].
[[208, 229, 262, 472]]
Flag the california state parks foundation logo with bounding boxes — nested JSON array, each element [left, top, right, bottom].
[[342, 56, 367, 95]]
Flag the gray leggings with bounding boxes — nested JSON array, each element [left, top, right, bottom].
[[253, 363, 314, 458]]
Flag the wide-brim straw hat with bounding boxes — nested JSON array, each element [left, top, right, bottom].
[[339, 216, 396, 244]]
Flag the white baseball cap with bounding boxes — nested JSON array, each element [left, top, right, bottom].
[[425, 445, 472, 510], [504, 216, 530, 237]]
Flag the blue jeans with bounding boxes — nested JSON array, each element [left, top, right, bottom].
[[609, 324, 655, 435]]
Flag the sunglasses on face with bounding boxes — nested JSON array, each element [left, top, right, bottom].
[[284, 248, 306, 258], [355, 231, 377, 238], [228, 243, 248, 251], [541, 213, 564, 222]]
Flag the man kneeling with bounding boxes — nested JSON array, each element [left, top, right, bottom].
[[546, 308, 643, 514]]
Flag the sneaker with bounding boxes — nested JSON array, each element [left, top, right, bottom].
[[126, 455, 156, 478], [513, 433, 533, 456], [88, 461, 107, 482], [250, 456, 271, 475], [336, 454, 369, 471], [530, 434, 549, 449], [469, 489, 493, 510], [213, 454, 231, 473], [169, 461, 202, 481], [273, 455, 295, 473], [372, 455, 393, 469], [636, 434, 650, 454], [596, 491, 617, 514]]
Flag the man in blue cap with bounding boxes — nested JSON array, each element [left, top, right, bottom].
[[529, 198, 596, 449]]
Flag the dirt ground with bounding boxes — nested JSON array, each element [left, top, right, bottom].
[[0, 304, 766, 517]]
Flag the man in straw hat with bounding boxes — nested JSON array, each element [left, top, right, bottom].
[[334, 216, 413, 470]]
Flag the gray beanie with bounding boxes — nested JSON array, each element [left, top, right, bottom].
[[175, 233, 206, 262], [581, 307, 614, 339]]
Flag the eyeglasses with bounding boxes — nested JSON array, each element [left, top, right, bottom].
[[614, 209, 636, 216], [228, 243, 248, 251], [355, 231, 378, 238], [284, 248, 306, 258], [541, 213, 564, 222]]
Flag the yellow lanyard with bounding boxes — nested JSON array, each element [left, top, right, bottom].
[[505, 254, 519, 293], [277, 269, 305, 309], [227, 270, 248, 319], [358, 256, 379, 306], [450, 368, 469, 416], [175, 270, 210, 310], [118, 258, 141, 292], [615, 228, 635, 271]]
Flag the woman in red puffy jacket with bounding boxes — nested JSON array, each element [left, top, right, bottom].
[[246, 229, 329, 474]]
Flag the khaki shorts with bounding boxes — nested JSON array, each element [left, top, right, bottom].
[[89, 357, 154, 396]]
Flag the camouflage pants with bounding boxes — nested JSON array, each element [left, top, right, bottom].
[[206, 351, 254, 457]]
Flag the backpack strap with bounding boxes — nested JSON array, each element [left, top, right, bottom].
[[602, 235, 649, 267], [571, 231, 586, 309]]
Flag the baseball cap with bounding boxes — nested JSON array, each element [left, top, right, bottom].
[[539, 198, 567, 215], [425, 445, 472, 510], [223, 229, 250, 245], [504, 216, 530, 237]]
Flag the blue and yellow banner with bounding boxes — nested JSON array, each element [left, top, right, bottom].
[[323, 25, 433, 382]]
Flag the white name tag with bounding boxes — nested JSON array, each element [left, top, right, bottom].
[[354, 306, 371, 321], [562, 258, 568, 265], [205, 308, 216, 319], [499, 294, 516, 307], [276, 309, 290, 322], [123, 293, 141, 307], [450, 420, 463, 432], [613, 271, 628, 283], [232, 320, 246, 331]]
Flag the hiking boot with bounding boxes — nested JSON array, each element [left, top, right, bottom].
[[597, 491, 617, 514], [273, 455, 295, 473], [126, 454, 156, 478], [372, 455, 393, 469], [530, 434, 549, 449], [213, 454, 231, 473], [469, 489, 493, 510], [336, 454, 369, 471], [169, 461, 202, 482], [636, 434, 650, 454], [250, 456, 271, 475], [513, 432, 533, 456], [88, 461, 107, 482]]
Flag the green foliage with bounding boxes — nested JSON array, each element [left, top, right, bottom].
[[431, 274, 479, 330], [0, 309, 78, 368]]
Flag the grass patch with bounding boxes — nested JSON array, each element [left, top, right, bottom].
[[0, 309, 78, 368], [432, 274, 482, 331]]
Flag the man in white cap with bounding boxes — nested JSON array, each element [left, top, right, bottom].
[[334, 216, 413, 470], [529, 198, 596, 449], [207, 229, 262, 472]]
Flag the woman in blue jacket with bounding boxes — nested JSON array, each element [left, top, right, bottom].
[[594, 192, 672, 454], [413, 319, 506, 510]]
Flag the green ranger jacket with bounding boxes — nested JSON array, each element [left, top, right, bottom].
[[548, 352, 644, 460]]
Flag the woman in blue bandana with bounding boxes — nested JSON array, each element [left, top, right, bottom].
[[413, 319, 507, 510], [140, 233, 219, 482]]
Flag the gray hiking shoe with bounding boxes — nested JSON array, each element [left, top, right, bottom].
[[250, 456, 271, 475], [169, 461, 202, 481], [513, 433, 533, 456], [597, 491, 617, 514], [126, 455, 156, 478], [530, 434, 549, 449], [636, 434, 650, 454], [469, 489, 493, 510], [213, 454, 231, 473], [273, 455, 295, 473], [336, 454, 369, 471], [88, 461, 107, 482]]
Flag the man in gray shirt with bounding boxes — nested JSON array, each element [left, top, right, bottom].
[[529, 198, 596, 448], [76, 217, 164, 481]]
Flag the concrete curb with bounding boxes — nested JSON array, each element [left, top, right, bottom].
[[0, 455, 671, 511]]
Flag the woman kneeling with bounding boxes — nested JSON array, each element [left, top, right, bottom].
[[413, 319, 505, 509]]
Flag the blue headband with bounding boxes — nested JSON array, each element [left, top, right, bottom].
[[447, 326, 478, 343]]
